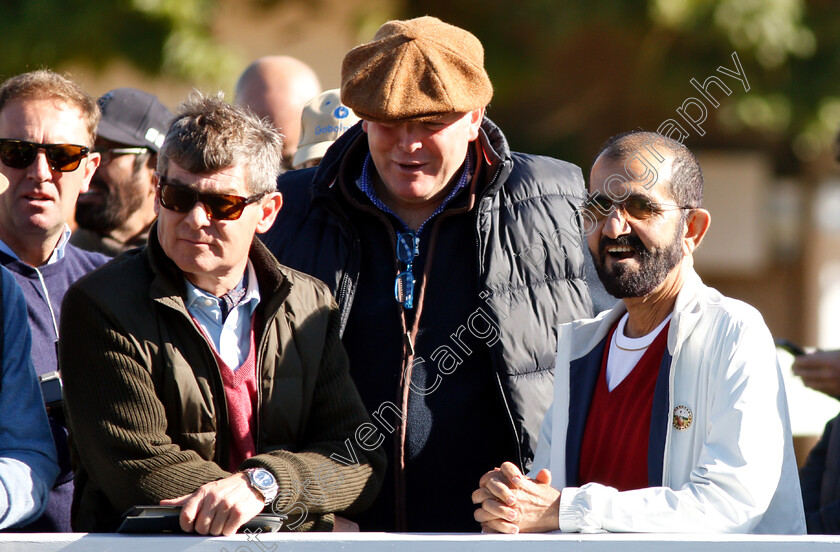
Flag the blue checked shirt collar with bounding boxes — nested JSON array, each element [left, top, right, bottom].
[[184, 261, 260, 369], [357, 150, 473, 234]]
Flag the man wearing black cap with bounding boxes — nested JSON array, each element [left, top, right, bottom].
[[72, 87, 174, 256], [261, 16, 606, 531]]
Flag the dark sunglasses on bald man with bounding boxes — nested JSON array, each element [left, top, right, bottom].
[[156, 173, 268, 221], [582, 194, 693, 223], [0, 139, 89, 172]]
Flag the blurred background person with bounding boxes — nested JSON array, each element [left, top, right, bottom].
[[292, 88, 360, 170], [793, 351, 840, 398], [800, 404, 840, 533], [796, 129, 840, 534], [235, 55, 321, 170], [72, 87, 174, 256]]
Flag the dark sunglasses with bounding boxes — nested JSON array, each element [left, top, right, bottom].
[[582, 194, 693, 226], [0, 139, 89, 172], [394, 231, 419, 309], [93, 146, 149, 165], [156, 174, 267, 221]]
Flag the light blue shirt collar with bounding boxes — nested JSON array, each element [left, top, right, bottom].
[[356, 150, 473, 235], [184, 261, 261, 370]]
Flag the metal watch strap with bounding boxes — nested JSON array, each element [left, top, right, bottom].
[[244, 467, 278, 505]]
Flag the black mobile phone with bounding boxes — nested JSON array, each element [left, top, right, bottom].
[[118, 505, 287, 533], [774, 338, 806, 357], [38, 370, 63, 408]]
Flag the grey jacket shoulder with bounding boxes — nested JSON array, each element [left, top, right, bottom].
[[508, 152, 586, 197], [504, 151, 616, 314]]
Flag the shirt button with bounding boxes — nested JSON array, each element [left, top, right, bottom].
[[204, 299, 214, 307]]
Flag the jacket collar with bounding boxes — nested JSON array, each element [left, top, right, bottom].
[[474, 117, 511, 199], [667, 265, 706, 354], [145, 222, 292, 316], [568, 265, 707, 360]]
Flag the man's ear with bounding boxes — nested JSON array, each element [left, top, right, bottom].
[[362, 120, 368, 133], [468, 108, 485, 141], [79, 152, 101, 195], [683, 208, 711, 256], [255, 192, 283, 233], [145, 155, 159, 195], [153, 173, 161, 216]]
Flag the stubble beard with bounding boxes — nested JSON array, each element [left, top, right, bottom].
[[75, 174, 146, 233]]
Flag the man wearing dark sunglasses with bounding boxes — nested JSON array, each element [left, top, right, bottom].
[[473, 130, 805, 534], [59, 94, 384, 534], [0, 70, 110, 532], [72, 87, 174, 257], [261, 16, 603, 531]]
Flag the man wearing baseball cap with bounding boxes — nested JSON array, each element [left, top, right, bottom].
[[293, 89, 360, 169], [262, 16, 603, 531], [72, 87, 174, 256]]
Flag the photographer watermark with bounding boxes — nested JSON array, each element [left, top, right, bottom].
[[219, 52, 752, 546]]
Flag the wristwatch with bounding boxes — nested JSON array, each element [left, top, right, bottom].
[[244, 468, 278, 505]]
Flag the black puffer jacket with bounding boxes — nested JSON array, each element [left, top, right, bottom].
[[262, 117, 597, 471]]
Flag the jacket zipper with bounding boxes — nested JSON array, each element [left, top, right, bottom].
[[253, 284, 291, 458], [474, 160, 524, 467], [335, 236, 360, 335]]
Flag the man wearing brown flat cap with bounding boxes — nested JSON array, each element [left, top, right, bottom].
[[262, 15, 608, 532]]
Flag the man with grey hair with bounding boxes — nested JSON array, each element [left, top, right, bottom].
[[60, 94, 385, 534], [235, 56, 321, 170]]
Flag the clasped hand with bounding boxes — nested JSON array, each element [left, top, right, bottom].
[[471, 461, 561, 534]]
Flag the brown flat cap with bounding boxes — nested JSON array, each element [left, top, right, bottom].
[[341, 16, 493, 123]]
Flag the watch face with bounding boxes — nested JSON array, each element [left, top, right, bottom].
[[253, 469, 274, 488]]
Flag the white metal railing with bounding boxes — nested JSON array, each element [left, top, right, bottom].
[[1, 532, 839, 552]]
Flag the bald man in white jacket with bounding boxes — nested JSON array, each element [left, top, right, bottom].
[[472, 130, 805, 534]]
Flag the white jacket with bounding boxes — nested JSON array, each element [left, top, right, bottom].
[[530, 268, 805, 534]]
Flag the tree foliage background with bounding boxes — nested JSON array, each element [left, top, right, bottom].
[[0, 0, 241, 85], [404, 0, 840, 172], [2, 0, 838, 172]]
